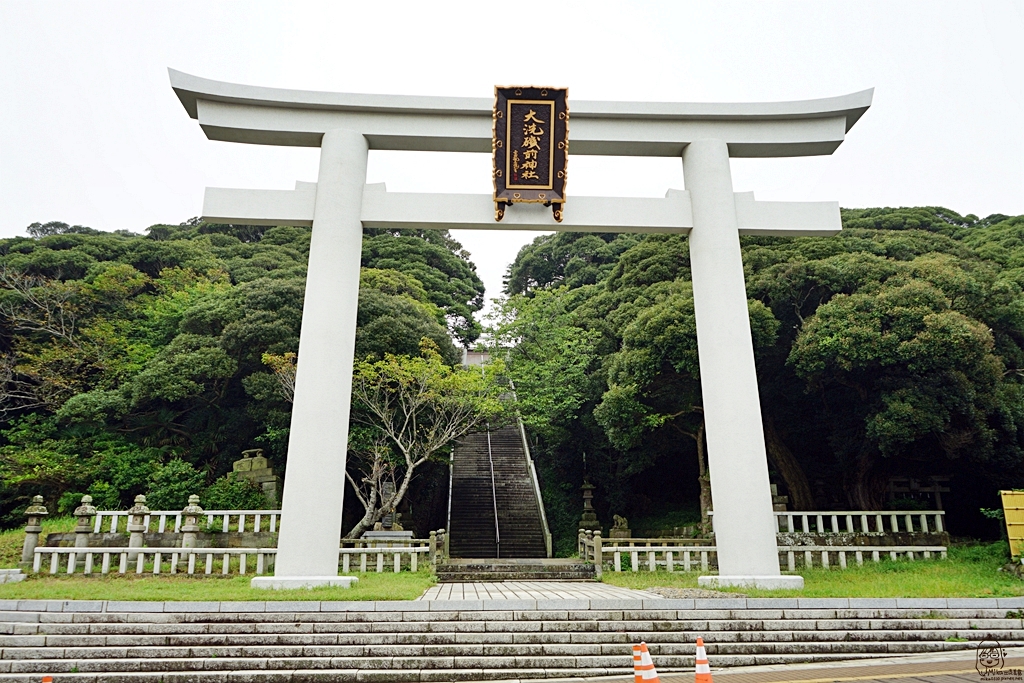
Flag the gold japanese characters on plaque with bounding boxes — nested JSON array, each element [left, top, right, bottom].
[[492, 86, 569, 222]]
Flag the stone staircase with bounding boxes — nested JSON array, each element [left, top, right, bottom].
[[449, 426, 547, 560], [1, 598, 1023, 681], [436, 559, 595, 582]]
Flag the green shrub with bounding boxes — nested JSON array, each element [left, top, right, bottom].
[[57, 492, 86, 515], [146, 459, 206, 510], [86, 481, 120, 510], [202, 473, 267, 510]]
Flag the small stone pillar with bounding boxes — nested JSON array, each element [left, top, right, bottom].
[[579, 479, 602, 532], [126, 495, 149, 560], [593, 530, 603, 578], [429, 530, 437, 569], [180, 495, 204, 549], [73, 495, 96, 548], [21, 495, 47, 565]]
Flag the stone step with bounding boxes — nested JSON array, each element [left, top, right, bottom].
[[3, 624, 1019, 641], [7, 610, 1015, 625], [4, 627, 1021, 644], [450, 426, 547, 561], [4, 630, 1019, 655], [0, 647, 987, 676], [3, 601, 1020, 681], [0, 652, 996, 682]]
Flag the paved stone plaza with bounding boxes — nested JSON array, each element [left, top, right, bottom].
[[419, 581, 651, 601]]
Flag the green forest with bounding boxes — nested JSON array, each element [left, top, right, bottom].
[[0, 219, 483, 531], [2, 207, 1023, 554], [495, 207, 1024, 552]]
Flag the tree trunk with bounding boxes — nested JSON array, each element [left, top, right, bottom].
[[694, 420, 713, 535], [344, 456, 423, 539], [762, 414, 815, 511], [848, 448, 886, 510]]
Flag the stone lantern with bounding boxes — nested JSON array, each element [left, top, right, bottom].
[[21, 495, 48, 564], [181, 494, 204, 549], [73, 495, 97, 548], [127, 494, 150, 559], [579, 479, 602, 532]]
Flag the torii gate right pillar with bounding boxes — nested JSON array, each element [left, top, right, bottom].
[[684, 139, 802, 589]]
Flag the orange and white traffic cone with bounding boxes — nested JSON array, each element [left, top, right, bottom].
[[633, 641, 660, 683], [695, 636, 712, 683]]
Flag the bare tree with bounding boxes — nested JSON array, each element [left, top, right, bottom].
[[0, 352, 46, 416], [261, 352, 296, 403], [669, 407, 713, 534], [343, 340, 505, 539], [0, 267, 82, 347]]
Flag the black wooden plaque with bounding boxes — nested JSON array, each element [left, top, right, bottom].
[[493, 86, 568, 222]]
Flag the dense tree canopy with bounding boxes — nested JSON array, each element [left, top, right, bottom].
[[492, 208, 1024, 553], [0, 221, 483, 528], [4, 205, 1023, 555]]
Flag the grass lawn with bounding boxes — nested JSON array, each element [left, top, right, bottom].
[[601, 543, 1024, 598], [0, 570, 435, 601], [1, 519, 435, 601], [0, 517, 75, 568]]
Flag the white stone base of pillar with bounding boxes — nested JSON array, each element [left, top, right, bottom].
[[250, 575, 359, 590], [698, 574, 804, 590]]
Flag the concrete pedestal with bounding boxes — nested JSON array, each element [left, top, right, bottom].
[[361, 531, 414, 541], [251, 576, 358, 590], [699, 575, 804, 590]]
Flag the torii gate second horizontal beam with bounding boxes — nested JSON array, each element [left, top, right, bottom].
[[203, 183, 840, 237]]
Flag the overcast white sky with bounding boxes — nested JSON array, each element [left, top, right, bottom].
[[1, 1, 1022, 311]]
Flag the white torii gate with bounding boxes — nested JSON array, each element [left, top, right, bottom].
[[169, 69, 872, 590]]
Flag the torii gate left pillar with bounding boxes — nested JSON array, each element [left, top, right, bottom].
[[169, 69, 872, 589], [271, 129, 367, 584]]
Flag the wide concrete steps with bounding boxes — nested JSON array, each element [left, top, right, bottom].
[[2, 600, 1023, 681], [437, 560, 595, 582]]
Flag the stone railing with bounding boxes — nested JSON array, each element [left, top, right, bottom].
[[93, 509, 281, 534], [578, 529, 947, 576], [708, 509, 946, 534], [32, 543, 437, 577], [20, 494, 448, 575], [34, 546, 277, 576]]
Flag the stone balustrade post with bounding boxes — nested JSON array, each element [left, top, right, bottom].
[[126, 495, 150, 560], [180, 495, 204, 549], [429, 530, 437, 569], [72, 495, 96, 548], [585, 530, 594, 562], [21, 496, 47, 565], [593, 530, 603, 578]]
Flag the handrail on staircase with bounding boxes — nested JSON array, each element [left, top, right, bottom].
[[445, 449, 453, 559], [507, 379, 553, 558], [486, 424, 500, 559]]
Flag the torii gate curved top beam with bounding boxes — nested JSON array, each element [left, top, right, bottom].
[[169, 69, 871, 157]]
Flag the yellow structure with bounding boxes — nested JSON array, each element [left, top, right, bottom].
[[1000, 490, 1024, 557]]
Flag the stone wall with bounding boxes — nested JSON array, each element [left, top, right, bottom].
[[776, 531, 950, 547]]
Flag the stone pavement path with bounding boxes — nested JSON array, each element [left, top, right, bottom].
[[418, 580, 651, 600], [555, 648, 1024, 683]]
